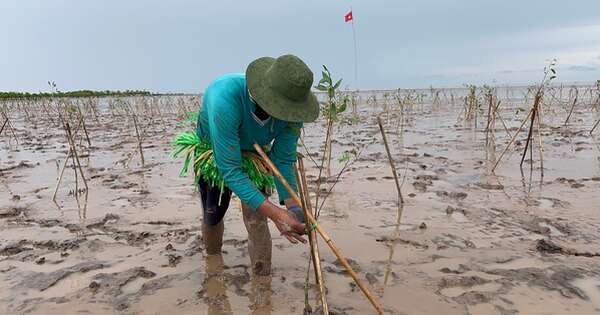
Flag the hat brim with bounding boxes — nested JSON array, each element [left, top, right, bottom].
[[246, 57, 320, 123]]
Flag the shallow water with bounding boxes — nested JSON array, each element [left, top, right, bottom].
[[1, 90, 600, 314]]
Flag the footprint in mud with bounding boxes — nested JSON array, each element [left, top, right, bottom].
[[483, 265, 595, 301], [436, 275, 503, 305], [436, 191, 468, 200]]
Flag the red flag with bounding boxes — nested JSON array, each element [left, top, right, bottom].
[[344, 10, 353, 23]]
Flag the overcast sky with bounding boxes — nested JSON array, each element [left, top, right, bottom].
[[2, 0, 600, 93]]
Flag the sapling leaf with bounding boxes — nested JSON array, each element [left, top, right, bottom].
[[328, 89, 335, 99], [339, 151, 351, 163], [338, 99, 347, 113], [334, 79, 342, 90]]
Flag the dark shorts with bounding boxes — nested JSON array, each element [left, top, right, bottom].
[[199, 178, 232, 226]]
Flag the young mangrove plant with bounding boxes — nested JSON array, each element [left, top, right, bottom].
[[492, 59, 558, 177], [314, 65, 348, 179]]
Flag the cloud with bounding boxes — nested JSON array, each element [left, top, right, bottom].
[[568, 65, 597, 71]]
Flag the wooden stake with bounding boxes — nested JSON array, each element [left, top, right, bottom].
[[132, 113, 145, 166], [52, 149, 71, 202], [564, 92, 578, 126], [377, 116, 404, 205], [491, 107, 534, 172], [535, 106, 545, 178], [591, 119, 600, 135], [65, 122, 88, 192], [0, 117, 7, 135], [1, 112, 19, 144], [77, 107, 92, 147], [253, 143, 385, 315], [296, 159, 328, 314]]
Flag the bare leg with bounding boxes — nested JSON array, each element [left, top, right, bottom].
[[242, 203, 272, 276]]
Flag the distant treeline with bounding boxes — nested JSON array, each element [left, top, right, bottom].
[[0, 90, 152, 100]]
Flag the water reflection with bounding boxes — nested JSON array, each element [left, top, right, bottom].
[[203, 254, 233, 315]]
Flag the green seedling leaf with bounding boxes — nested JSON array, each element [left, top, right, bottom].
[[334, 79, 342, 90], [339, 151, 351, 163], [338, 99, 347, 113]]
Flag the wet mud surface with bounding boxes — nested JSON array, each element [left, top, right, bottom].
[[1, 91, 600, 314]]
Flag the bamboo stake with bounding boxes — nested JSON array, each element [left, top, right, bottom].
[[535, 106, 545, 178], [65, 122, 88, 192], [52, 150, 71, 202], [493, 101, 513, 139], [564, 93, 578, 126], [520, 96, 539, 168], [296, 159, 328, 314], [377, 116, 404, 205], [1, 112, 19, 144], [591, 119, 600, 135], [253, 143, 385, 315], [131, 113, 145, 166], [77, 107, 92, 147], [0, 117, 7, 135], [485, 94, 494, 147], [491, 107, 534, 172]]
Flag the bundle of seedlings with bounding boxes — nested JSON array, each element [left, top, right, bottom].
[[171, 132, 275, 193]]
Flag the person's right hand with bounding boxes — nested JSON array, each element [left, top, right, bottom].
[[272, 209, 307, 244], [257, 199, 307, 244]]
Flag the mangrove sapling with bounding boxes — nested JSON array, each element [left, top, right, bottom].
[[593, 80, 600, 111], [131, 112, 145, 167], [53, 105, 89, 216], [0, 110, 19, 145], [0, 116, 7, 136], [564, 87, 578, 126], [484, 85, 496, 149], [253, 144, 385, 315], [492, 59, 557, 177], [463, 85, 482, 126], [313, 144, 371, 217], [482, 86, 513, 150], [76, 106, 92, 148], [298, 130, 320, 169], [314, 65, 348, 184]]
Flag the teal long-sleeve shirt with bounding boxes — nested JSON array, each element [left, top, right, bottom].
[[196, 73, 301, 210]]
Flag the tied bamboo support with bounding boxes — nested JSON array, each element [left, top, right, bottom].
[[295, 158, 328, 314], [253, 143, 385, 315]]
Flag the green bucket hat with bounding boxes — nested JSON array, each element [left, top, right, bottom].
[[246, 54, 320, 123]]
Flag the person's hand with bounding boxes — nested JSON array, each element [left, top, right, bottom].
[[272, 208, 307, 244]]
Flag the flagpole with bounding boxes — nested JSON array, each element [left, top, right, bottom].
[[350, 6, 358, 86]]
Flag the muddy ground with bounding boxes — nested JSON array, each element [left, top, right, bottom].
[[1, 90, 600, 314]]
